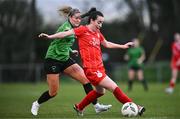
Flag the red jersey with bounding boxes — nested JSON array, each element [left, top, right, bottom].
[[74, 26, 105, 69], [171, 42, 180, 60], [171, 42, 180, 69]]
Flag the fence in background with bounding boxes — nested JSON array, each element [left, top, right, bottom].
[[0, 63, 44, 83], [0, 61, 173, 83]]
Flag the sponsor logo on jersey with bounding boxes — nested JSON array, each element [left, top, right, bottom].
[[89, 38, 100, 47]]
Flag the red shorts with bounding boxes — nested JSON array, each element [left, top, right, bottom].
[[171, 61, 180, 70], [84, 67, 107, 86]]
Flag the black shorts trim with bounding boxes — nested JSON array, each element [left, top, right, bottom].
[[44, 58, 76, 74]]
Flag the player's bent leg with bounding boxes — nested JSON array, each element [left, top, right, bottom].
[[98, 76, 118, 92], [31, 90, 55, 116], [65, 64, 112, 113], [99, 76, 132, 103], [64, 64, 99, 105], [128, 70, 135, 91], [94, 86, 112, 113], [165, 69, 178, 94], [31, 74, 59, 116], [99, 76, 146, 116], [64, 63, 89, 84], [74, 90, 104, 116], [47, 74, 60, 96]]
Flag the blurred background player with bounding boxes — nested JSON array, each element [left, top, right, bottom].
[[124, 38, 148, 91], [165, 33, 180, 94], [31, 6, 112, 116]]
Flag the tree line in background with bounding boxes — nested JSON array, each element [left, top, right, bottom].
[[0, 0, 180, 64]]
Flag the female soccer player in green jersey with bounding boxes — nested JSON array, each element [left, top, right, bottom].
[[124, 38, 148, 91], [31, 6, 111, 116]]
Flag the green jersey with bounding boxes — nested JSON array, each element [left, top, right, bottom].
[[45, 21, 75, 61], [126, 47, 144, 68]]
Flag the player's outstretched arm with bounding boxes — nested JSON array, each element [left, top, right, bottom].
[[101, 40, 134, 49], [38, 29, 74, 39]]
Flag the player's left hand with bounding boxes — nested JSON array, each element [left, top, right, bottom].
[[124, 42, 134, 48], [137, 59, 143, 64]]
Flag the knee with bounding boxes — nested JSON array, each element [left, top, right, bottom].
[[96, 88, 106, 95], [99, 90, 106, 95], [101, 89, 106, 94], [81, 79, 90, 85], [109, 85, 118, 92]]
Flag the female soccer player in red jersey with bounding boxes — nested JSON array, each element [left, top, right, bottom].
[[39, 10, 145, 116], [31, 7, 111, 116], [165, 33, 180, 94]]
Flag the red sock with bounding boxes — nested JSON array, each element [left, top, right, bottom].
[[77, 90, 103, 110], [113, 87, 132, 104], [170, 80, 175, 88]]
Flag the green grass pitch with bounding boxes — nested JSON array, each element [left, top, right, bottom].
[[0, 81, 180, 119]]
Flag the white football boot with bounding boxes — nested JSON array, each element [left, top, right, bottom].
[[31, 101, 40, 116], [94, 103, 112, 114], [165, 87, 174, 94]]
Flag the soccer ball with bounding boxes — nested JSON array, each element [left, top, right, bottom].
[[121, 102, 138, 117]]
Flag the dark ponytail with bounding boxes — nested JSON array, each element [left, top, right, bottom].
[[81, 7, 97, 18]]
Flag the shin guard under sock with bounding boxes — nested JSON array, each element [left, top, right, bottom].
[[37, 91, 54, 104], [83, 83, 97, 105], [170, 80, 175, 88], [113, 87, 132, 104], [78, 90, 103, 110]]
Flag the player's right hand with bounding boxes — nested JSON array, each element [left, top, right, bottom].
[[38, 33, 50, 39]]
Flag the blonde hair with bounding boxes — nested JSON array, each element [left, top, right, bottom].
[[58, 6, 72, 17], [58, 6, 80, 18]]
